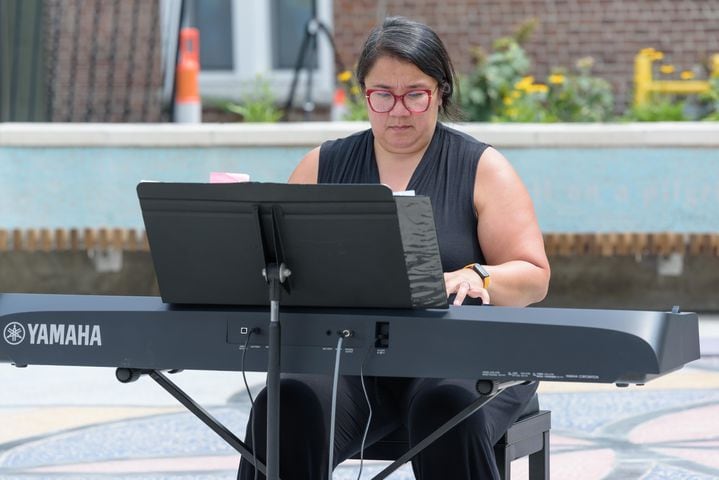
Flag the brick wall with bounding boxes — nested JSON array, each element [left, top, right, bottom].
[[333, 0, 719, 112], [44, 0, 164, 122]]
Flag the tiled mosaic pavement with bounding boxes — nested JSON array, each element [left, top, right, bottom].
[[1, 316, 718, 480]]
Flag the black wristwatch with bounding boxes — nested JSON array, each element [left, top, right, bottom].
[[464, 263, 491, 289]]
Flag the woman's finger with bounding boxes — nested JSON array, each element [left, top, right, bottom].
[[453, 280, 471, 305]]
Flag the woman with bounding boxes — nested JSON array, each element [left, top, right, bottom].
[[240, 16, 550, 480]]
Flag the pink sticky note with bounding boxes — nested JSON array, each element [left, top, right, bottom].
[[210, 172, 251, 183]]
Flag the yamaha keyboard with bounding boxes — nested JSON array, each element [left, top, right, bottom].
[[0, 293, 700, 385]]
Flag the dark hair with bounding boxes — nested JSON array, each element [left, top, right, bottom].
[[356, 16, 460, 119]]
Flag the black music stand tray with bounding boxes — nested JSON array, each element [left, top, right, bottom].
[[131, 182, 447, 480]]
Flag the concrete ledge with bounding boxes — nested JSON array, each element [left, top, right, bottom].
[[2, 122, 719, 148]]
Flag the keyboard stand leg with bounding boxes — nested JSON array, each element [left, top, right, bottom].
[[116, 368, 273, 479], [370, 380, 525, 480]]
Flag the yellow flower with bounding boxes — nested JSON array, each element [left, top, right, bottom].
[[659, 65, 675, 74], [506, 108, 519, 117], [515, 76, 535, 91], [350, 85, 361, 96], [337, 70, 353, 83], [503, 96, 514, 106], [639, 48, 656, 56], [511, 90, 522, 99], [527, 84, 549, 94], [651, 51, 664, 61], [548, 74, 565, 84], [680, 70, 695, 80]]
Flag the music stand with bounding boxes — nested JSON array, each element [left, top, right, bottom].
[[137, 182, 446, 479]]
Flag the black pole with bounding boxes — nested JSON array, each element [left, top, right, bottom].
[[267, 288, 281, 479], [263, 261, 291, 480]]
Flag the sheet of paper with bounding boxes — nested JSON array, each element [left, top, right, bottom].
[[209, 172, 250, 183]]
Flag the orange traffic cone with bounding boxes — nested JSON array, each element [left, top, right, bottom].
[[174, 28, 201, 123], [330, 87, 347, 121]]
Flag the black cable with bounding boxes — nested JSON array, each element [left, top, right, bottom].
[[356, 344, 374, 480], [238, 329, 258, 480]]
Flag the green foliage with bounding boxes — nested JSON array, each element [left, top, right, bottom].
[[699, 76, 719, 120], [333, 69, 369, 121], [491, 77, 552, 122], [459, 38, 532, 121], [459, 20, 613, 123], [544, 58, 614, 122], [623, 96, 686, 121], [459, 19, 537, 121], [343, 96, 369, 121], [225, 75, 283, 122]]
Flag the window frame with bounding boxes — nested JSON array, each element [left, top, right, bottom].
[[198, 0, 335, 105]]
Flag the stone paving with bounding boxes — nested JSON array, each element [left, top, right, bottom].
[[1, 316, 717, 480]]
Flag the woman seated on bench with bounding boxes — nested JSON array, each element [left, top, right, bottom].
[[239, 16, 550, 480]]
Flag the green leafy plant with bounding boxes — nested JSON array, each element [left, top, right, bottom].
[[343, 96, 369, 121], [623, 95, 686, 121], [225, 75, 283, 122], [544, 57, 614, 122], [335, 69, 368, 121], [460, 19, 614, 123], [492, 75, 553, 122], [459, 33, 533, 122], [700, 76, 719, 120]]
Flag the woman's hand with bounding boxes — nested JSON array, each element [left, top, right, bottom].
[[444, 269, 490, 306]]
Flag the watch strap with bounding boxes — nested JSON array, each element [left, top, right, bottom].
[[464, 263, 490, 289]]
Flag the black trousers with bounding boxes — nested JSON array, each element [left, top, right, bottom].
[[238, 374, 538, 480]]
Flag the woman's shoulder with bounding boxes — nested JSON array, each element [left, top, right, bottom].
[[318, 128, 373, 183], [321, 128, 372, 154]]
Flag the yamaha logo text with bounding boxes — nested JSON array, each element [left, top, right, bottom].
[[3, 322, 102, 347]]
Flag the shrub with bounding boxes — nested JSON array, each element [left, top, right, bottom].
[[544, 57, 614, 122], [459, 20, 614, 123], [623, 96, 686, 121], [459, 36, 533, 122], [336, 70, 368, 121], [225, 75, 283, 122], [700, 76, 719, 120]]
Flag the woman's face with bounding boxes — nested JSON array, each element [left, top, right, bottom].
[[363, 56, 441, 156]]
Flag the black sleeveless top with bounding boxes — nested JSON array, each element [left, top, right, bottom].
[[318, 123, 489, 271]]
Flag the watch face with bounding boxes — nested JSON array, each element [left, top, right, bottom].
[[473, 264, 489, 278], [470, 264, 490, 289]]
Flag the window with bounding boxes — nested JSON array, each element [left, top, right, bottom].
[[193, 0, 233, 71], [191, 0, 333, 105]]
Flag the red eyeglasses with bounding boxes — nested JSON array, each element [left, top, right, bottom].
[[365, 89, 434, 113]]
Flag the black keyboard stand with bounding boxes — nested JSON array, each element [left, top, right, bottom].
[[115, 369, 523, 480], [371, 379, 526, 480], [115, 368, 276, 479]]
